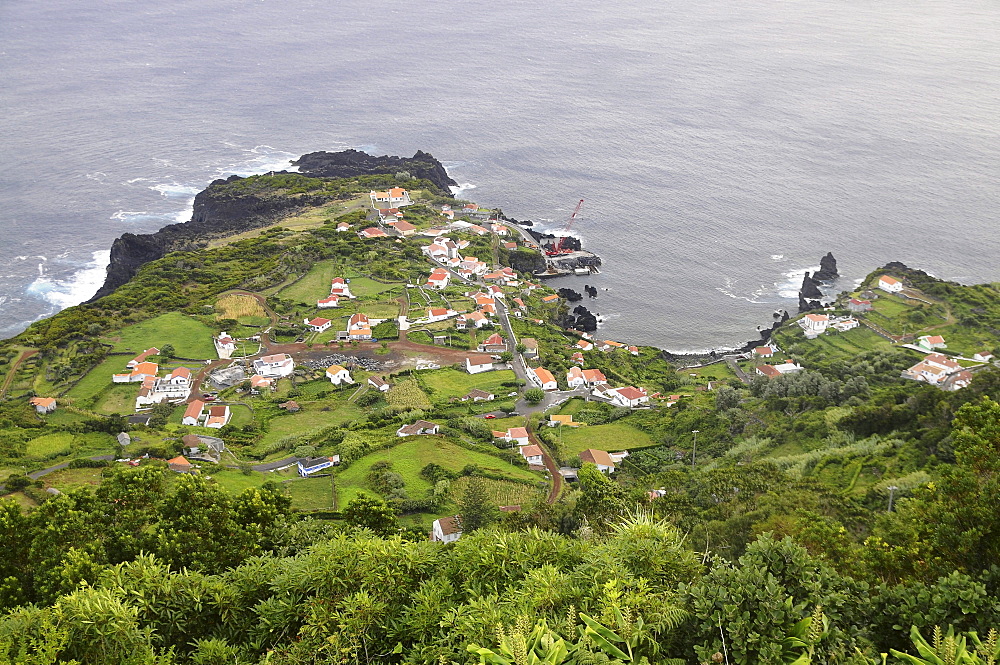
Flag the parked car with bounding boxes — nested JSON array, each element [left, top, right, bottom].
[[484, 414, 497, 419]]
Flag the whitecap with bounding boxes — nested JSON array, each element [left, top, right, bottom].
[[213, 145, 299, 178], [449, 182, 477, 197], [26, 250, 111, 310], [149, 183, 201, 198], [14, 256, 27, 261], [775, 265, 820, 299], [771, 254, 784, 261]]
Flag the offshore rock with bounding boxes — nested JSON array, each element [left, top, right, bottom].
[[557, 288, 583, 302], [799, 272, 824, 300], [812, 252, 839, 282]]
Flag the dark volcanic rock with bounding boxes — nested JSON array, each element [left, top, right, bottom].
[[292, 149, 457, 194], [570, 305, 598, 332], [813, 252, 839, 281], [799, 272, 824, 299], [558, 288, 583, 302], [507, 247, 547, 275], [584, 285, 598, 298]]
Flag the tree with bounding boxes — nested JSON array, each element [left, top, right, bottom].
[[458, 477, 497, 533], [499, 351, 514, 363], [524, 388, 544, 405], [342, 495, 397, 536], [159, 344, 175, 359]]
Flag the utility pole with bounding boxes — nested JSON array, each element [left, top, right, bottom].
[[691, 430, 699, 469], [887, 485, 899, 512]]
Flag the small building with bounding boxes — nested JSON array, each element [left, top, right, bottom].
[[29, 397, 57, 414], [582, 369, 607, 386], [167, 455, 194, 473], [774, 362, 804, 375], [520, 338, 539, 358], [753, 346, 776, 358], [387, 219, 417, 236], [549, 414, 580, 427], [214, 333, 237, 359], [609, 386, 649, 408], [847, 298, 873, 313], [974, 351, 995, 363], [917, 335, 947, 351], [426, 268, 450, 290], [461, 389, 494, 402], [944, 370, 973, 391], [878, 275, 903, 293], [570, 352, 585, 365], [317, 294, 341, 309], [250, 375, 275, 392], [253, 353, 295, 378], [566, 366, 586, 389], [336, 221, 351, 232], [466, 355, 495, 374], [831, 318, 859, 332], [359, 227, 388, 239], [325, 365, 353, 385], [580, 448, 616, 474], [496, 427, 530, 447], [126, 348, 160, 369], [574, 339, 594, 352], [530, 366, 557, 391], [426, 307, 456, 323], [297, 456, 339, 477], [204, 405, 231, 429], [279, 400, 301, 412], [478, 333, 506, 354], [182, 400, 205, 426], [431, 516, 462, 543], [368, 376, 390, 392], [456, 311, 489, 329], [520, 444, 544, 466], [799, 313, 829, 337], [369, 187, 412, 209], [396, 420, 440, 437], [305, 317, 332, 333]]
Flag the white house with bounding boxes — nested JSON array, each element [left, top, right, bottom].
[[29, 397, 57, 414], [466, 355, 495, 374], [878, 275, 903, 293], [521, 338, 538, 359], [494, 427, 530, 447], [799, 313, 829, 337], [369, 187, 412, 208], [328, 278, 354, 299], [974, 351, 995, 363], [426, 267, 450, 290], [478, 333, 506, 354], [431, 516, 462, 543], [250, 375, 275, 392], [461, 389, 494, 402], [368, 376, 390, 392], [582, 369, 608, 386], [456, 312, 489, 329], [305, 317, 332, 333], [753, 346, 776, 358], [520, 444, 544, 466], [113, 362, 159, 384], [204, 405, 231, 429], [609, 386, 649, 408], [336, 221, 351, 232], [325, 365, 353, 385], [214, 333, 237, 359], [396, 420, 440, 437], [126, 348, 160, 369], [566, 366, 586, 389], [348, 313, 372, 341], [917, 335, 947, 351], [426, 307, 457, 323], [580, 448, 616, 474], [182, 400, 205, 426], [253, 353, 295, 378], [574, 339, 594, 352], [317, 295, 341, 309], [298, 456, 338, 477], [831, 318, 859, 332], [530, 366, 558, 390], [773, 362, 804, 375]]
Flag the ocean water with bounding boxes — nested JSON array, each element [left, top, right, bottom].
[[2, 0, 998, 351]]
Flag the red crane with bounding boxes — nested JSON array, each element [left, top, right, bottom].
[[546, 199, 584, 256]]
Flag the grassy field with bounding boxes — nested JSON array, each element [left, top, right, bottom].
[[451, 475, 544, 507], [679, 361, 738, 383], [277, 260, 345, 305], [208, 468, 273, 494], [775, 325, 892, 363], [257, 402, 364, 447], [334, 436, 538, 507], [41, 467, 104, 491], [419, 367, 516, 401], [349, 277, 402, 299], [93, 384, 138, 415], [557, 422, 656, 457], [26, 432, 75, 458], [106, 312, 217, 359], [216, 294, 266, 320], [286, 477, 335, 510], [65, 356, 126, 401]]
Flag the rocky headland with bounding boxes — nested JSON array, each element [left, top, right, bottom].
[[798, 252, 840, 312], [89, 150, 455, 302]]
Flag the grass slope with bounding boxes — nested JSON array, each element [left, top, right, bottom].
[[106, 312, 217, 359], [557, 422, 656, 457]]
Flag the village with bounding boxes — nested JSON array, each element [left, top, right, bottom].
[[4, 181, 999, 541]]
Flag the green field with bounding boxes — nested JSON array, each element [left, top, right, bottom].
[[557, 422, 656, 457], [257, 401, 364, 447], [208, 469, 273, 494], [451, 475, 543, 507], [775, 325, 892, 363], [334, 435, 538, 507], [276, 260, 346, 305], [26, 432, 75, 458], [41, 467, 104, 491], [93, 384, 138, 415], [106, 312, 217, 359], [679, 361, 738, 383], [66, 356, 129, 401], [286, 476, 335, 510], [349, 277, 402, 299], [419, 367, 517, 401]]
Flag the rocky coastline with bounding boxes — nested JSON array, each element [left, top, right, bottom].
[[88, 150, 456, 302]]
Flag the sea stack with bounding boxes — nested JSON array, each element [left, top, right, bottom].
[[812, 252, 839, 282], [797, 252, 839, 312]]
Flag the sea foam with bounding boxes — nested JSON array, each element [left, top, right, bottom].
[[26, 250, 111, 309]]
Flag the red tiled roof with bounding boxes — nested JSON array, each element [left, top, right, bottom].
[[580, 449, 615, 467]]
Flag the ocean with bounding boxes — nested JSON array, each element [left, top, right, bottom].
[[2, 0, 998, 352]]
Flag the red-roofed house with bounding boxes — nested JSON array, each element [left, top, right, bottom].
[[305, 317, 332, 333], [530, 367, 557, 390], [456, 311, 489, 329], [426, 307, 457, 323], [609, 386, 649, 408], [878, 275, 903, 293], [359, 227, 388, 239], [466, 355, 495, 374], [753, 346, 776, 358], [127, 348, 160, 369], [427, 267, 450, 290], [519, 444, 544, 466], [580, 448, 616, 474], [205, 405, 231, 429], [799, 313, 829, 336], [182, 400, 205, 426], [566, 366, 585, 389], [917, 335, 947, 351], [29, 397, 57, 414], [478, 333, 506, 354], [369, 187, 412, 208], [756, 365, 782, 379], [582, 369, 607, 386], [498, 427, 530, 447]]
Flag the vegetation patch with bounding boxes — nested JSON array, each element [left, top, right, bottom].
[[105, 312, 217, 359]]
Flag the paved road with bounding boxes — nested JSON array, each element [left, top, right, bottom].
[[26, 455, 116, 481], [252, 456, 301, 472]]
